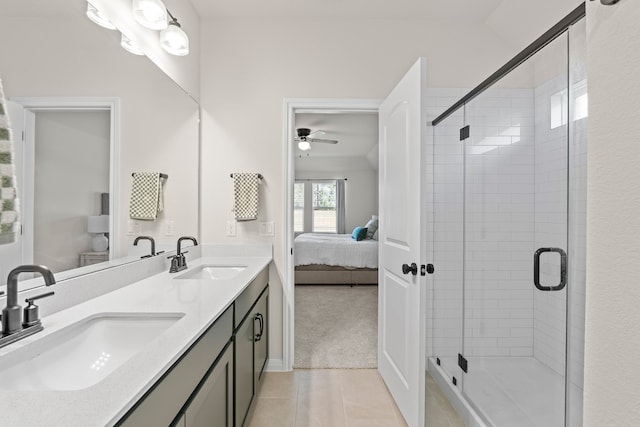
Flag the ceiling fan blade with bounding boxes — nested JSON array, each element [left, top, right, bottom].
[[308, 138, 338, 144]]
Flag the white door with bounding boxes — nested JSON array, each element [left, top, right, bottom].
[[378, 58, 426, 427]]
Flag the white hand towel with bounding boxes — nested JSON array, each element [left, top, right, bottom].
[[233, 173, 261, 221], [0, 77, 20, 245], [129, 172, 164, 221]]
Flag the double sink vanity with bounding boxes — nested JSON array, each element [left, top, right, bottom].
[[0, 244, 272, 427]]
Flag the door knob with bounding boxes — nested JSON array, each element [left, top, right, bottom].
[[402, 263, 418, 275]]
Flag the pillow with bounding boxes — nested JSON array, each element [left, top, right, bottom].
[[364, 216, 379, 239], [351, 226, 368, 241], [372, 229, 379, 241]]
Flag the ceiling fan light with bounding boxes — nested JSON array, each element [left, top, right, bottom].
[[132, 0, 168, 30], [298, 140, 311, 151], [160, 21, 189, 56], [86, 2, 117, 30]]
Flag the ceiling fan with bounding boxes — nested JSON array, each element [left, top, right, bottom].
[[294, 128, 338, 151]]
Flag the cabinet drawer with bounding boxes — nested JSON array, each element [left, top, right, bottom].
[[117, 306, 233, 427], [234, 268, 268, 327]]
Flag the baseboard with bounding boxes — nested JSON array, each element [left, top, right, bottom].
[[265, 358, 287, 371]]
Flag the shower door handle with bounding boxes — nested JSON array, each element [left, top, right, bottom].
[[533, 247, 567, 291]]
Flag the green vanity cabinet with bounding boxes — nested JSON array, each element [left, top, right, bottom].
[[117, 306, 234, 427], [234, 271, 269, 427], [116, 266, 269, 427], [180, 342, 234, 427]]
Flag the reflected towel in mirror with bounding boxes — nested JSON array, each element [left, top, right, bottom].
[[0, 78, 20, 245]]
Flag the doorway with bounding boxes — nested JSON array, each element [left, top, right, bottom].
[[292, 110, 380, 369], [8, 98, 118, 279], [283, 99, 381, 370]]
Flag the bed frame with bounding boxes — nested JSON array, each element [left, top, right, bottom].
[[295, 264, 378, 285]]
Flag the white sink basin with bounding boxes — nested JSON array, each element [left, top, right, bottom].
[[0, 312, 184, 391], [175, 265, 247, 280]]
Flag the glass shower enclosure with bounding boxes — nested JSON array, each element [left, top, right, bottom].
[[428, 7, 587, 427]]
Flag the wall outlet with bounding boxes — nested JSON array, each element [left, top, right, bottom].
[[127, 220, 141, 235], [226, 220, 237, 237], [259, 221, 274, 236], [165, 220, 175, 236]]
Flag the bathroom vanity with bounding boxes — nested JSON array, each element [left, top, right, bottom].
[[0, 246, 272, 427]]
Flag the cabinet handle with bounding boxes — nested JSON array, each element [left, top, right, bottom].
[[254, 313, 264, 342]]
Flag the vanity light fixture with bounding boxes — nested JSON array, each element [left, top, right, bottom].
[[160, 10, 189, 56], [120, 34, 145, 56], [132, 0, 168, 30], [86, 2, 116, 30], [298, 140, 311, 151]]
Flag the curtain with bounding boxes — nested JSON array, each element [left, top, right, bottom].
[[336, 179, 346, 234]]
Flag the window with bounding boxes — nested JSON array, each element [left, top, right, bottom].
[[550, 79, 588, 129], [312, 182, 337, 233], [294, 179, 345, 234], [293, 182, 304, 233]]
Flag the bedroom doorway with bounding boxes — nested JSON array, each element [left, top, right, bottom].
[[283, 99, 381, 371]]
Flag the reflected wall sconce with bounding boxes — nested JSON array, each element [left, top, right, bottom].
[[86, 2, 116, 30], [120, 34, 145, 56]]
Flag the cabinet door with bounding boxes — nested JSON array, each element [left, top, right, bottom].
[[253, 289, 268, 387], [184, 344, 234, 427], [234, 312, 255, 427]]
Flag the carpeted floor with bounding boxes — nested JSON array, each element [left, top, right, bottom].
[[294, 284, 378, 369]]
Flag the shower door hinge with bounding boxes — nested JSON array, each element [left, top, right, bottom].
[[458, 353, 468, 373], [460, 125, 470, 141]]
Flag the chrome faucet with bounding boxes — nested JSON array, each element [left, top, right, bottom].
[[134, 235, 156, 258], [169, 236, 198, 273], [1, 265, 55, 348]]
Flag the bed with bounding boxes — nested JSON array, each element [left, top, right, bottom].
[[294, 233, 378, 285]]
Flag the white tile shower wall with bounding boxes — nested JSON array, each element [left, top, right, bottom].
[[533, 75, 570, 377], [463, 88, 536, 358]]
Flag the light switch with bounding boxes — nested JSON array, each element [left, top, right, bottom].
[[259, 221, 274, 236]]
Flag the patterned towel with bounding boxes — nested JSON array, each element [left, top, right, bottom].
[[233, 172, 261, 221], [0, 78, 19, 245], [129, 172, 164, 221]]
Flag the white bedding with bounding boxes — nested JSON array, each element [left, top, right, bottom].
[[294, 233, 378, 268]]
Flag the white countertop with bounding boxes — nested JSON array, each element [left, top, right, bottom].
[[0, 254, 272, 427]]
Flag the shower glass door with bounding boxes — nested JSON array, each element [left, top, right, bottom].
[[461, 33, 569, 427]]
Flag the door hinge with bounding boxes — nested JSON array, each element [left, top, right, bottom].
[[460, 125, 470, 141], [21, 131, 25, 142], [290, 248, 293, 255], [458, 353, 468, 373]]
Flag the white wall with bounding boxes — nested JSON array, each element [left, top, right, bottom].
[[584, 2, 640, 426], [200, 18, 517, 362]]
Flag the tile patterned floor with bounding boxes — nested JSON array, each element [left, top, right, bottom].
[[247, 369, 408, 427], [247, 369, 467, 427]]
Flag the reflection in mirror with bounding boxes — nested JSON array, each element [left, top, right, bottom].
[[0, 0, 199, 290]]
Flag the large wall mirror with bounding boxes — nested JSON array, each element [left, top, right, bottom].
[[0, 0, 200, 290]]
